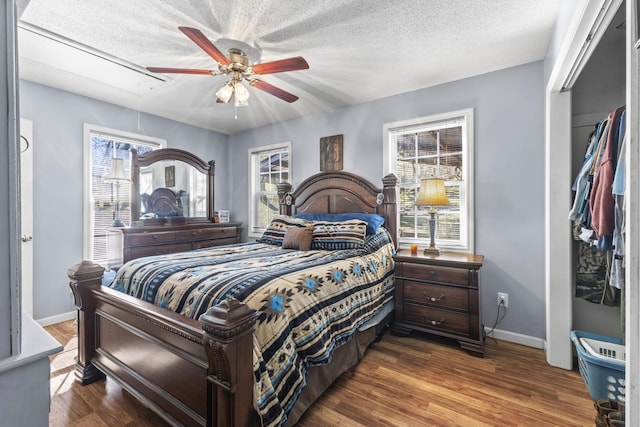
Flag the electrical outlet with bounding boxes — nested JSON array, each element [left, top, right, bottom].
[[498, 292, 508, 308]]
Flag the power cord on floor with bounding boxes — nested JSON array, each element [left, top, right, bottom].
[[483, 300, 507, 343]]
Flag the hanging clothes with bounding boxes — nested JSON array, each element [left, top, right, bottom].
[[569, 106, 626, 306], [568, 120, 605, 222], [573, 222, 609, 304], [610, 112, 626, 290], [590, 106, 625, 250]]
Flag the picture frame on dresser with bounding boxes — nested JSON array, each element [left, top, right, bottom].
[[392, 250, 485, 357]]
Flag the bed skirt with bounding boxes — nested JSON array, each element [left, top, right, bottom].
[[283, 308, 392, 426]]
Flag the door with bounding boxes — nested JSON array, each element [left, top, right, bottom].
[[20, 118, 33, 317]]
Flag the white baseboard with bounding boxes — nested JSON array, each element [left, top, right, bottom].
[[484, 327, 545, 349], [36, 311, 76, 327]]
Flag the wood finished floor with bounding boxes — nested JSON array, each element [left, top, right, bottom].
[[46, 320, 596, 426]]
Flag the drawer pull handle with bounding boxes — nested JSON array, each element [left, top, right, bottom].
[[422, 292, 445, 302], [423, 315, 446, 326], [429, 270, 436, 276], [151, 235, 158, 240], [191, 231, 197, 236]]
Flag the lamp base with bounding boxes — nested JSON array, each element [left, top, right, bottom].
[[111, 219, 126, 227], [423, 246, 441, 256]]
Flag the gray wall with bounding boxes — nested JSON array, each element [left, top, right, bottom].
[[229, 61, 547, 339], [19, 80, 229, 320]]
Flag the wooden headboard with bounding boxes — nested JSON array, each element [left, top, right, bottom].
[[277, 171, 398, 247]]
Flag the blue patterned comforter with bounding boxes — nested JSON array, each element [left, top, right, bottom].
[[109, 230, 396, 427]]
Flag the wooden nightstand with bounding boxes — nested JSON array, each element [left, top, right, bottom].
[[392, 250, 485, 357]]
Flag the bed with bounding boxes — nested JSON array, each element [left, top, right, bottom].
[[68, 170, 398, 427]]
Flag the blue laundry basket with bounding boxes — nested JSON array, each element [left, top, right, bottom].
[[570, 330, 625, 402]]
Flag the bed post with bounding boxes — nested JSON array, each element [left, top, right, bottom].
[[67, 260, 106, 385], [200, 299, 259, 427], [381, 173, 398, 247], [277, 181, 293, 216]]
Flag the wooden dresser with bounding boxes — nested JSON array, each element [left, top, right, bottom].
[[392, 250, 485, 357], [107, 222, 241, 270]]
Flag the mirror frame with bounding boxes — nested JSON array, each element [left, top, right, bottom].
[[131, 148, 215, 222]]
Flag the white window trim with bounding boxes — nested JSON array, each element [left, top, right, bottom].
[[83, 123, 166, 261], [247, 141, 292, 239], [383, 108, 475, 253]]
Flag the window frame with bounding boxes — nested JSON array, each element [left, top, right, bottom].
[[83, 124, 165, 262], [383, 108, 475, 253], [247, 141, 292, 238]]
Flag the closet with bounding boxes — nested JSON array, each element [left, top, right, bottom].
[[570, 4, 626, 340], [549, 0, 640, 419]]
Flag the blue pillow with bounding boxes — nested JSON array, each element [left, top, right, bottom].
[[295, 212, 384, 235]]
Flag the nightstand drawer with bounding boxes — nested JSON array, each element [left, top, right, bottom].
[[403, 280, 468, 311], [403, 304, 469, 335], [401, 263, 469, 286]]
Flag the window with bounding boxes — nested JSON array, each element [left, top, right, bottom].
[[384, 109, 474, 252], [83, 124, 165, 264], [248, 142, 291, 237]]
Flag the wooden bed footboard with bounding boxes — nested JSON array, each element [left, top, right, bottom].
[[68, 260, 259, 427]]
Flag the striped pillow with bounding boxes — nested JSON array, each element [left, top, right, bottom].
[[311, 219, 368, 250], [258, 215, 311, 246]]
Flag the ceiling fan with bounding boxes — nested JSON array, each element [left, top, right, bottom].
[[146, 27, 309, 106]]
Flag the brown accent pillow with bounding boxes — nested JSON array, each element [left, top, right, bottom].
[[282, 225, 313, 251]]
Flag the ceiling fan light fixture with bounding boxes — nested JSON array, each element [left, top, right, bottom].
[[216, 82, 234, 103], [234, 82, 250, 107], [150, 28, 308, 106]]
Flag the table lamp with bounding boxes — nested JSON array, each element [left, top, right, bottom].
[[415, 178, 449, 255]]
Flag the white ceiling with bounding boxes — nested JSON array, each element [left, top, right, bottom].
[[16, 0, 563, 135]]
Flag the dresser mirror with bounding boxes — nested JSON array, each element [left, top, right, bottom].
[[131, 148, 215, 222]]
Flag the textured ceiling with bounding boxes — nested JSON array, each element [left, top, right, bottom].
[[17, 0, 562, 134]]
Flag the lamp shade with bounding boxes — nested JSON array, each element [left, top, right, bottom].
[[104, 158, 128, 182], [415, 178, 449, 207], [234, 82, 250, 107], [216, 82, 234, 103]]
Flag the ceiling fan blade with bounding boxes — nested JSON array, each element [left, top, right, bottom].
[[251, 57, 309, 75], [147, 67, 214, 75], [251, 80, 299, 103], [178, 26, 231, 65]]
